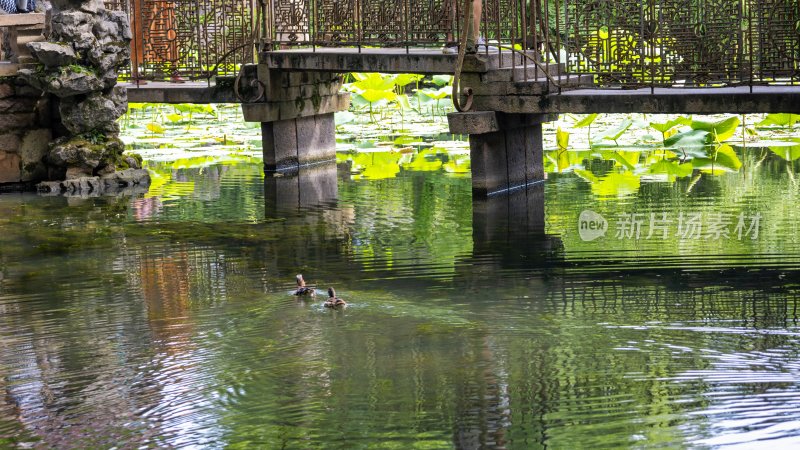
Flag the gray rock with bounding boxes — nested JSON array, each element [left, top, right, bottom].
[[123, 155, 141, 170], [93, 17, 119, 42], [47, 136, 108, 168], [104, 10, 132, 41], [59, 92, 126, 134], [79, 0, 104, 14], [27, 68, 105, 98], [78, 176, 101, 192], [65, 165, 93, 179], [19, 128, 52, 182], [27, 42, 77, 68], [50, 10, 92, 31], [101, 168, 151, 188]]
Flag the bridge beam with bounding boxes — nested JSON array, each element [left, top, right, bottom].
[[242, 68, 350, 172], [448, 112, 557, 197]]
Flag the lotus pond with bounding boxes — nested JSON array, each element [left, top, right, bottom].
[[1, 92, 800, 448]]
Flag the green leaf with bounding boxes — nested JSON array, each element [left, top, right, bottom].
[[432, 75, 452, 86], [690, 116, 740, 142], [556, 149, 570, 172], [396, 95, 413, 110], [767, 143, 800, 161], [353, 73, 396, 92], [692, 144, 742, 172], [418, 87, 450, 100], [166, 113, 182, 123], [576, 170, 641, 197], [600, 150, 638, 171], [757, 113, 800, 127], [556, 127, 570, 151], [712, 144, 742, 171], [649, 160, 694, 177], [650, 116, 691, 133], [595, 118, 633, 143], [664, 129, 712, 153], [394, 135, 418, 145], [393, 73, 424, 87], [360, 89, 397, 103], [573, 113, 598, 128], [146, 123, 165, 134]]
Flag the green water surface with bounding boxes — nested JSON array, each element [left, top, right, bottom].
[[1, 127, 800, 448]]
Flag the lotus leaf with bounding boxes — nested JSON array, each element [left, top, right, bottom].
[[573, 113, 598, 128], [690, 116, 740, 142], [757, 113, 800, 128]]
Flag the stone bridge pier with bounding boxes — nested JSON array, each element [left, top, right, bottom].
[[448, 111, 556, 196], [241, 66, 350, 173]]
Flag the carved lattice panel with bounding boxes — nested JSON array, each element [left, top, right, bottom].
[[657, 0, 744, 85], [314, 0, 358, 44], [564, 0, 649, 85], [483, 0, 517, 42], [407, 0, 455, 44], [563, 0, 747, 86], [755, 0, 800, 82], [203, 0, 256, 73], [274, 0, 310, 43], [107, 0, 255, 80], [361, 0, 405, 44]]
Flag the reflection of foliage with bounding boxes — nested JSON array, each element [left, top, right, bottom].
[[338, 148, 467, 180], [758, 114, 800, 128]]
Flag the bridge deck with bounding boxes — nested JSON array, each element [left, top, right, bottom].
[[125, 81, 239, 104], [487, 85, 800, 115], [126, 79, 800, 115]]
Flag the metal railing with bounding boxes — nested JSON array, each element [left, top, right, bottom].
[[106, 0, 260, 81], [266, 0, 800, 89], [107, 0, 800, 88]]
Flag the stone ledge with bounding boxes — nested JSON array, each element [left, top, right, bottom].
[[448, 111, 558, 135], [242, 93, 350, 123]]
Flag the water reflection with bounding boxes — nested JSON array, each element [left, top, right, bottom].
[[1, 144, 800, 448], [263, 162, 339, 215]]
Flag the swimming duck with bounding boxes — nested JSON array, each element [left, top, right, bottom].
[[293, 274, 316, 297], [324, 288, 347, 308]]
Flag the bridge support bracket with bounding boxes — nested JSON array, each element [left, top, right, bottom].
[[448, 111, 557, 197]]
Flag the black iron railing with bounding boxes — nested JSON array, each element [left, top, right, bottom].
[[266, 0, 800, 89], [108, 0, 800, 87], [106, 0, 259, 81]]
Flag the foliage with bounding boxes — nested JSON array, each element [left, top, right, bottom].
[[758, 113, 800, 128]]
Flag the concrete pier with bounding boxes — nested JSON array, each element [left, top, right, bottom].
[[242, 70, 349, 173], [449, 112, 557, 196]]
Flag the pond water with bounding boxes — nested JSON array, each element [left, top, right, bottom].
[[2, 113, 800, 448]]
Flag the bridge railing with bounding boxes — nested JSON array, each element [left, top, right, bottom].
[[266, 0, 800, 89], [106, 0, 259, 81], [105, 0, 799, 87]]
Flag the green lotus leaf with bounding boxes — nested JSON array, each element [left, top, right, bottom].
[[690, 116, 740, 142]]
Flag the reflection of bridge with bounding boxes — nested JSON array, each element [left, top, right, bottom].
[[122, 0, 800, 195]]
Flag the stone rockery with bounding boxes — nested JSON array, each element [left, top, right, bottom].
[[18, 0, 149, 195]]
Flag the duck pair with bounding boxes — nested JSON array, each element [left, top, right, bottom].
[[293, 274, 347, 308]]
